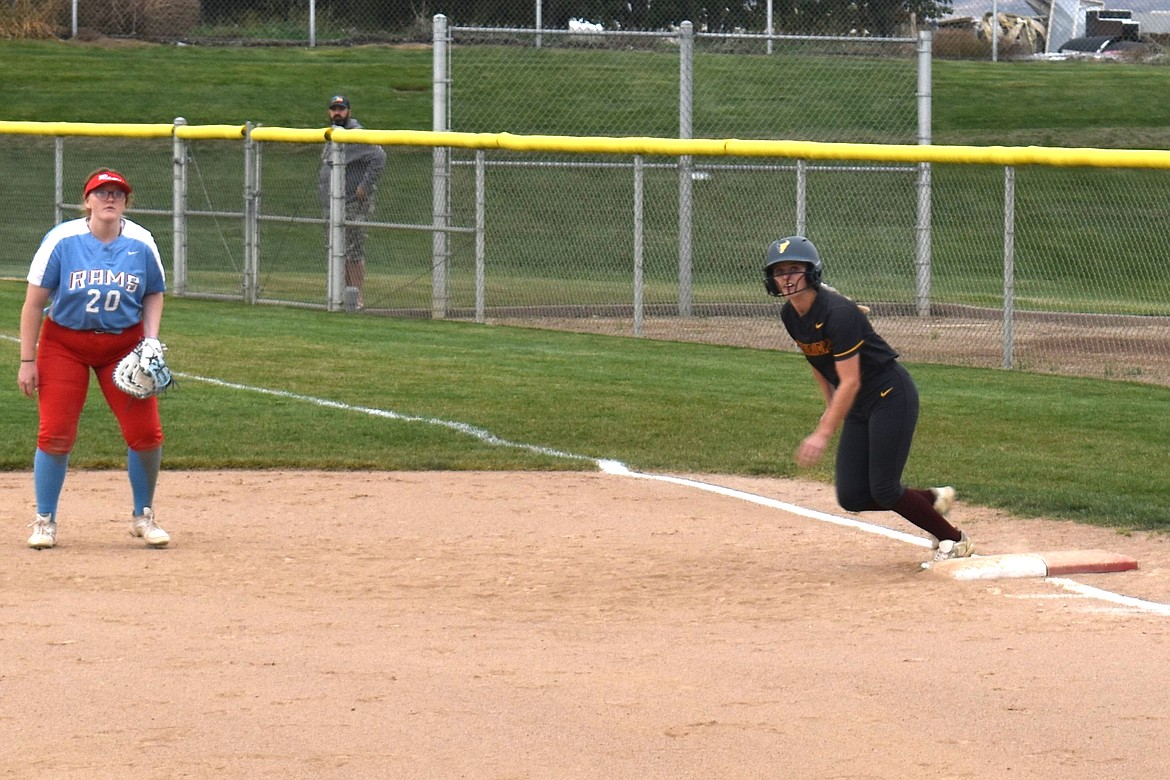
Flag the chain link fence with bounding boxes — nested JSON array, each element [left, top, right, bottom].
[[14, 0, 933, 44], [4, 123, 1170, 385], [5, 5, 1170, 386]]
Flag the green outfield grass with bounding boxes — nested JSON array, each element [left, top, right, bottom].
[[2, 41, 1169, 532], [1, 281, 1168, 531], [2, 39, 1168, 140]]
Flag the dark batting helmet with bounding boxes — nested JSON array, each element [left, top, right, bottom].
[[763, 236, 823, 296]]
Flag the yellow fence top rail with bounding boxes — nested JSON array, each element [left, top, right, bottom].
[[0, 121, 175, 138], [175, 124, 248, 140], [333, 129, 1170, 170], [3, 120, 1169, 170], [249, 127, 331, 144]]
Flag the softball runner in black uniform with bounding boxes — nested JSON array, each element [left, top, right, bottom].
[[764, 236, 972, 561]]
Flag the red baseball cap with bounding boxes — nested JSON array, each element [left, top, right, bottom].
[[83, 170, 133, 198]]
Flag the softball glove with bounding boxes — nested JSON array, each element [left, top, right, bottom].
[[114, 337, 175, 399]]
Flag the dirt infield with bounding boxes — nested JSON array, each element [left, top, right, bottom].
[[3, 469, 1169, 779]]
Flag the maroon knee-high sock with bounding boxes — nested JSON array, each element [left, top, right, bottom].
[[892, 489, 960, 542], [906, 487, 935, 505]]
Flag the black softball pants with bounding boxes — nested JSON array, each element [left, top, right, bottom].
[[834, 362, 919, 512]]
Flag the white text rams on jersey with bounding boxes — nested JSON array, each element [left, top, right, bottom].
[[69, 269, 142, 293]]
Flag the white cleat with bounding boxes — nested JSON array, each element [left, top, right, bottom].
[[130, 507, 170, 548], [28, 514, 57, 549], [933, 530, 974, 562]]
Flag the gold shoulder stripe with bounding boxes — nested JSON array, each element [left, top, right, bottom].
[[834, 339, 864, 358]]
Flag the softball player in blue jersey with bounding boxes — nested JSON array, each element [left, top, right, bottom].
[[17, 169, 171, 549], [763, 236, 973, 562]]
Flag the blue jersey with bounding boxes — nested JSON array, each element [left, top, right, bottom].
[[28, 217, 166, 333]]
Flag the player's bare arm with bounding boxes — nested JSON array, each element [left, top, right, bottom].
[[797, 354, 860, 468], [17, 285, 51, 398], [141, 292, 164, 340]]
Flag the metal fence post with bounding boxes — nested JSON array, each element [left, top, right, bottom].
[[172, 117, 188, 296], [433, 14, 450, 319], [796, 159, 807, 235], [475, 149, 486, 323], [915, 29, 934, 317], [678, 20, 694, 318], [54, 138, 64, 225], [309, 0, 316, 47], [328, 140, 346, 312], [992, 0, 1000, 63], [252, 134, 264, 303], [1003, 166, 1016, 369], [634, 154, 645, 338], [243, 122, 259, 304], [766, 0, 774, 55]]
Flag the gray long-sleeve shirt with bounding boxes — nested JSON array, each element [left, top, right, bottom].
[[318, 117, 388, 208]]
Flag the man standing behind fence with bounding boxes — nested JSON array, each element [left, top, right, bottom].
[[319, 94, 387, 310]]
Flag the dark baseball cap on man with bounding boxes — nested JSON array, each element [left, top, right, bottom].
[[329, 95, 350, 109]]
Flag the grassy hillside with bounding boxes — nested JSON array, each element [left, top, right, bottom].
[[0, 39, 1168, 146]]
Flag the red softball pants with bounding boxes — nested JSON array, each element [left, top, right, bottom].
[[35, 318, 164, 454]]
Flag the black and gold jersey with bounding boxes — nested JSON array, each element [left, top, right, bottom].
[[780, 287, 899, 389]]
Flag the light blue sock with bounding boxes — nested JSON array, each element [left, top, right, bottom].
[[33, 449, 70, 520], [127, 447, 162, 515]]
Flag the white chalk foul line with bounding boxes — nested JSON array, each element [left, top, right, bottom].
[[599, 462, 1170, 616], [189, 376, 895, 549], [597, 459, 933, 548], [50, 366, 1170, 618], [181, 373, 595, 465], [12, 327, 1169, 619], [1046, 579, 1170, 616]]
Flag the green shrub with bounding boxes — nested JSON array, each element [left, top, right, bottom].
[[0, 0, 67, 39], [77, 0, 198, 39]]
